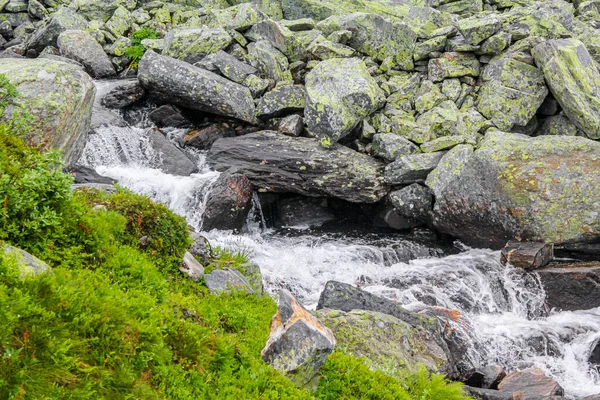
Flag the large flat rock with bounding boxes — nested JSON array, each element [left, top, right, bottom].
[[206, 131, 387, 203]]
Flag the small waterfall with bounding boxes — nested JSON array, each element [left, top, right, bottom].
[[75, 80, 600, 398]]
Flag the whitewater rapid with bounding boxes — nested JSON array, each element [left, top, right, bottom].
[[79, 83, 600, 397]]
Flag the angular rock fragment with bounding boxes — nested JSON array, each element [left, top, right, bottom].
[[278, 114, 304, 136], [498, 368, 564, 398], [148, 129, 198, 176], [532, 38, 600, 140], [163, 28, 232, 64], [180, 252, 204, 282], [262, 290, 335, 387], [389, 184, 432, 223], [256, 84, 306, 119], [428, 52, 480, 82], [371, 133, 419, 162], [101, 79, 145, 109], [457, 14, 501, 46], [138, 51, 257, 124], [499, 240, 554, 270], [205, 268, 254, 294], [305, 57, 384, 146], [57, 30, 115, 78], [27, 6, 87, 52], [384, 152, 446, 185], [247, 39, 293, 83]]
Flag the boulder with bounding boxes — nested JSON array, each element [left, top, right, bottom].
[[256, 84, 306, 119], [179, 252, 204, 282], [465, 387, 514, 400], [532, 38, 600, 140], [536, 261, 600, 311], [262, 290, 335, 387], [477, 57, 548, 131], [201, 170, 253, 232], [304, 57, 385, 146], [3, 245, 51, 278], [138, 51, 257, 124], [497, 368, 564, 399], [163, 28, 232, 64], [27, 6, 87, 52], [457, 14, 501, 46], [57, 30, 115, 78], [207, 131, 387, 203], [500, 0, 573, 41], [67, 165, 114, 185], [105, 6, 131, 38], [209, 50, 258, 84], [0, 58, 95, 166], [247, 40, 293, 83], [148, 129, 198, 176], [430, 132, 600, 249], [205, 268, 254, 294], [316, 308, 450, 375], [389, 183, 432, 224], [100, 80, 145, 109], [384, 152, 446, 186], [499, 241, 554, 270], [371, 133, 419, 162]]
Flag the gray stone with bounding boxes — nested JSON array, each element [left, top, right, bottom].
[[163, 28, 232, 64], [105, 6, 132, 38], [100, 79, 145, 109], [537, 113, 580, 137], [57, 30, 116, 78], [428, 52, 480, 82], [498, 368, 564, 399], [500, 0, 573, 41], [210, 50, 257, 83], [262, 290, 335, 387], [205, 268, 254, 294], [138, 51, 257, 124], [148, 128, 199, 176], [384, 152, 446, 185], [277, 196, 334, 228], [457, 14, 501, 46], [304, 57, 385, 146], [371, 133, 419, 162], [27, 6, 87, 52], [28, 0, 49, 20], [180, 252, 204, 282], [532, 38, 600, 140], [389, 183, 432, 222], [4, 245, 51, 278], [430, 132, 600, 249], [256, 84, 306, 119], [247, 39, 293, 83], [277, 114, 304, 136], [202, 170, 253, 232], [207, 131, 387, 203], [537, 261, 600, 311]]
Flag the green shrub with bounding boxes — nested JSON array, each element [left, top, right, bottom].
[[125, 28, 161, 68]]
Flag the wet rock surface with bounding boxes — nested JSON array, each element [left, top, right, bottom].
[[537, 261, 600, 311], [201, 170, 253, 232]]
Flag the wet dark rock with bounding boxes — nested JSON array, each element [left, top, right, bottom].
[[277, 196, 334, 228], [589, 339, 600, 368], [389, 183, 432, 223], [536, 261, 600, 311], [201, 170, 253, 232], [497, 368, 564, 399], [148, 128, 198, 176], [148, 105, 192, 128], [207, 131, 387, 203], [138, 50, 257, 124], [465, 365, 506, 389], [67, 165, 114, 185], [101, 80, 145, 109], [185, 123, 236, 150], [500, 241, 554, 270], [262, 290, 335, 387], [465, 387, 514, 400]]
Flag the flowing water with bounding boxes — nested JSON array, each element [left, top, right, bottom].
[[79, 82, 600, 398]]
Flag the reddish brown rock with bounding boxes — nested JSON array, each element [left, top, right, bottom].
[[500, 241, 554, 270], [498, 368, 564, 399], [201, 170, 253, 232]]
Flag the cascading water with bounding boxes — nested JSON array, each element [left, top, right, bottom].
[[80, 81, 600, 398]]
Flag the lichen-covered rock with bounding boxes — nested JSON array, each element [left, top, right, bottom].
[[425, 144, 473, 199], [105, 5, 132, 38], [537, 113, 581, 137], [430, 132, 600, 249], [256, 84, 306, 119], [138, 51, 257, 124], [307, 37, 355, 60], [3, 245, 51, 278], [201, 170, 253, 232], [205, 268, 254, 294], [278, 114, 304, 136], [389, 183, 433, 223], [537, 261, 600, 311], [414, 80, 447, 114], [420, 135, 467, 153], [247, 39, 293, 83], [27, 6, 87, 52], [532, 38, 600, 140], [417, 100, 468, 138], [305, 57, 385, 146], [477, 31, 511, 55], [371, 133, 419, 162], [428, 52, 480, 82], [477, 57, 547, 131], [404, 6, 454, 39], [457, 14, 501, 46], [57, 30, 116, 78], [500, 0, 573, 41], [262, 290, 335, 387], [316, 308, 449, 374], [207, 131, 388, 203], [100, 79, 145, 109], [163, 28, 232, 64], [384, 152, 446, 185], [0, 58, 94, 167], [209, 50, 257, 84]]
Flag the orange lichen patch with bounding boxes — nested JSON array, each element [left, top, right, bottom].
[[433, 307, 461, 322]]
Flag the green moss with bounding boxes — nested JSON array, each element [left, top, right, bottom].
[[125, 27, 161, 68]]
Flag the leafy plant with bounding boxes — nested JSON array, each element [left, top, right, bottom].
[[125, 27, 161, 68]]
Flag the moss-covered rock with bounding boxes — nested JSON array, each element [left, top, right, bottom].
[[0, 58, 95, 166], [305, 57, 385, 146], [430, 132, 600, 248], [3, 245, 51, 278], [477, 56, 547, 131], [163, 27, 232, 64], [316, 308, 449, 374], [532, 38, 600, 140]]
